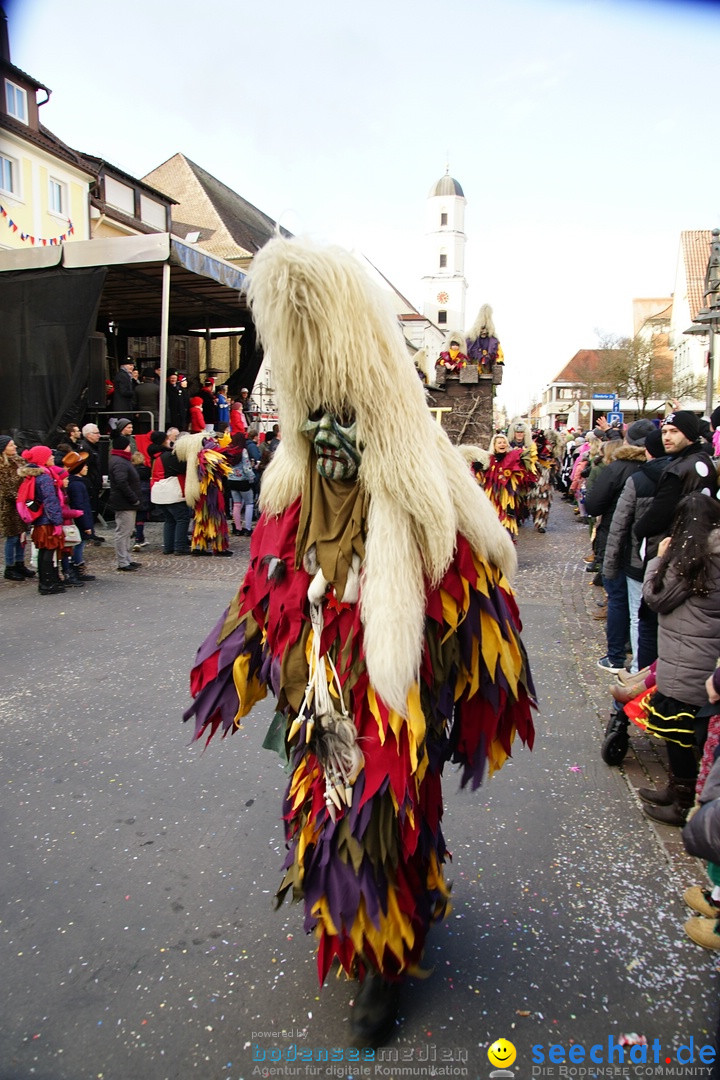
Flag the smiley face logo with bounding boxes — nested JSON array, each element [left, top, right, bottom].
[[488, 1039, 517, 1069]]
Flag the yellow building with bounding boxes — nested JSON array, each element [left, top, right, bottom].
[[0, 52, 92, 249]]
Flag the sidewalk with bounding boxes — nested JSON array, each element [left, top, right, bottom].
[[516, 497, 699, 885]]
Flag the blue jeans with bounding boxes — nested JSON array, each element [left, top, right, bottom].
[[626, 576, 643, 674], [603, 573, 629, 668], [162, 502, 191, 553], [637, 601, 658, 670], [4, 535, 23, 566]]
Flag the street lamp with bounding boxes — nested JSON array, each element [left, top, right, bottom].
[[691, 228, 720, 416]]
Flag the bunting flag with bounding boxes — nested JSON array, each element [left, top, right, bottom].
[[0, 203, 74, 246]]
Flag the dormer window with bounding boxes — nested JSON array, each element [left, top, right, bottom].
[[5, 79, 28, 124], [104, 176, 135, 216]]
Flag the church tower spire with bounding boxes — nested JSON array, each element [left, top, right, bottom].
[[422, 169, 467, 336]]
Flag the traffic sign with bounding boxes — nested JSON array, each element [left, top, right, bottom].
[[607, 411, 624, 425], [593, 393, 615, 400]]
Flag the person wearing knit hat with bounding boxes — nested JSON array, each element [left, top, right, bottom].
[[625, 419, 656, 447], [110, 417, 137, 455], [602, 423, 669, 678], [183, 236, 536, 1045], [635, 410, 718, 669], [0, 436, 37, 582], [17, 445, 66, 593], [585, 425, 650, 672], [107, 434, 142, 571], [643, 427, 665, 460], [662, 410, 701, 447]]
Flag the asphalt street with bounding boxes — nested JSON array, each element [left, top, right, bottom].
[[1, 501, 718, 1080]]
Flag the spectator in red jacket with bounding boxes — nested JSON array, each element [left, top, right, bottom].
[[189, 396, 206, 433]]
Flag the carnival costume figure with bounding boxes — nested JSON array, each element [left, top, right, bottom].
[[481, 432, 538, 540], [173, 433, 232, 556], [435, 330, 469, 373], [184, 238, 536, 1046], [528, 429, 561, 533], [466, 304, 504, 374]]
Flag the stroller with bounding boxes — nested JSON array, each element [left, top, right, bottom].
[[601, 664, 717, 770], [602, 708, 631, 766], [601, 666, 654, 767]]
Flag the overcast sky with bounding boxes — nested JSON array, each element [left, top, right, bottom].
[[6, 0, 720, 414]]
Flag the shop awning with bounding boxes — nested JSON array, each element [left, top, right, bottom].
[[0, 232, 249, 335]]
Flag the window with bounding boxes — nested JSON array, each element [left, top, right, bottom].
[[104, 176, 135, 216], [49, 177, 65, 215], [0, 153, 18, 195], [440, 212, 447, 226], [5, 79, 28, 123], [140, 194, 166, 230], [439, 252, 447, 268], [438, 310, 447, 325]]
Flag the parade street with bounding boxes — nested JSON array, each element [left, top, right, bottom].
[[1, 500, 717, 1080]]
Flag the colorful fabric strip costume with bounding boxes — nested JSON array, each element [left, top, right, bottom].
[[184, 238, 536, 1018]]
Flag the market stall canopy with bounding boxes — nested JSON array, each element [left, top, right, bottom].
[[0, 231, 249, 334], [0, 233, 252, 442]]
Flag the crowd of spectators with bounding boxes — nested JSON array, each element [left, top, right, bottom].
[[560, 406, 720, 953], [0, 387, 280, 592]]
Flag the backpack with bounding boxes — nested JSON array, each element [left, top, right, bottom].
[[16, 474, 43, 525]]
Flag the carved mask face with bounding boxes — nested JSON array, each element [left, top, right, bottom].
[[301, 409, 361, 481]]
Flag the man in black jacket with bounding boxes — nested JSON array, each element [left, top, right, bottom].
[[111, 359, 138, 413], [585, 419, 655, 672], [633, 410, 717, 667], [108, 435, 142, 572], [635, 411, 717, 549]]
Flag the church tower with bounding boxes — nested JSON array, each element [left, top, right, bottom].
[[422, 170, 467, 336]]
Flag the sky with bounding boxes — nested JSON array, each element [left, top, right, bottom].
[[6, 0, 720, 414]]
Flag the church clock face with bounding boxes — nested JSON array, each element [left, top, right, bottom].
[[436, 291, 449, 304]]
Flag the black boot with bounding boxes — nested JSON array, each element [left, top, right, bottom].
[[4, 565, 25, 581], [38, 550, 65, 595], [643, 777, 696, 826], [638, 781, 674, 806], [350, 973, 401, 1048], [63, 564, 86, 588], [15, 561, 36, 579]]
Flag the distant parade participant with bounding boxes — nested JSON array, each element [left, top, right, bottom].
[[506, 418, 538, 527], [435, 329, 469, 373], [479, 431, 538, 541], [465, 303, 504, 374], [184, 237, 536, 1048], [528, 429, 562, 533], [174, 433, 232, 557]]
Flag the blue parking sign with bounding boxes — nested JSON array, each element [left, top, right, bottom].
[[607, 411, 624, 424]]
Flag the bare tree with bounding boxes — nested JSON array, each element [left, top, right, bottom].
[[594, 333, 674, 413]]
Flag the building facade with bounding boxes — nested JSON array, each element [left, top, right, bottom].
[[0, 49, 91, 249]]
